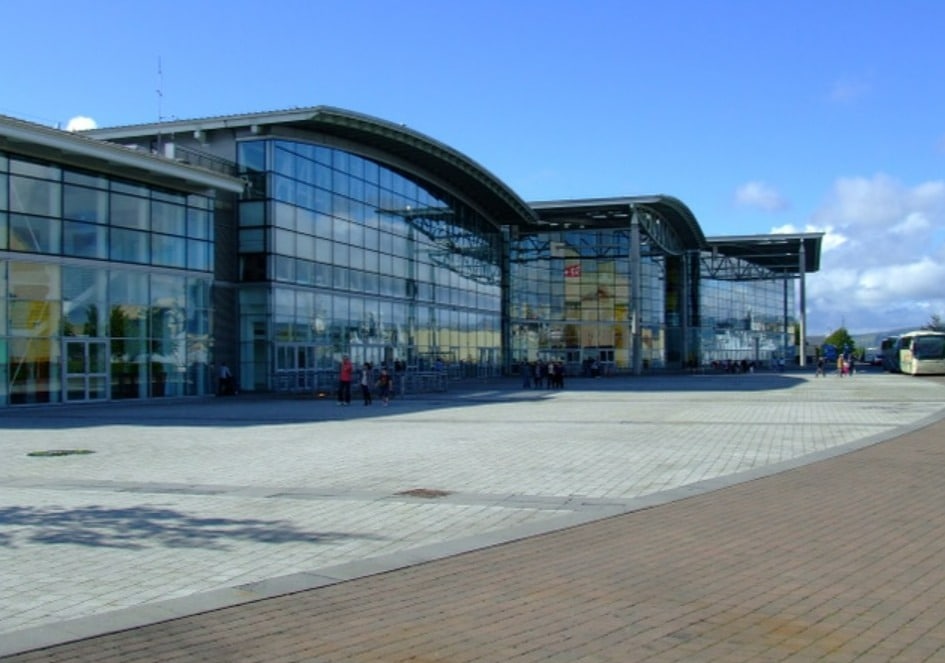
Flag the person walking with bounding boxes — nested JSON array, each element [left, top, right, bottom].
[[218, 362, 233, 395], [377, 367, 392, 405], [360, 362, 373, 406], [337, 355, 353, 405]]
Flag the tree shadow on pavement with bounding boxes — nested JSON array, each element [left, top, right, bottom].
[[0, 504, 382, 550]]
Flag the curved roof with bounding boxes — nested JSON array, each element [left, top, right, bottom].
[[706, 233, 824, 276], [528, 195, 707, 251], [85, 106, 539, 227]]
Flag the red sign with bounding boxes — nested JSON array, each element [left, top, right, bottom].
[[564, 264, 582, 278]]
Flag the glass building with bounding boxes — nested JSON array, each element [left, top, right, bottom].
[[0, 108, 822, 406]]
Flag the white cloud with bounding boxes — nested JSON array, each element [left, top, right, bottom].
[[734, 181, 788, 212], [803, 174, 945, 334], [65, 116, 97, 132], [771, 222, 847, 251]]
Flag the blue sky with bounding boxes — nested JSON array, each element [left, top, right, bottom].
[[3, 0, 945, 336]]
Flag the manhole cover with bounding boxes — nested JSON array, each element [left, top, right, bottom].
[[27, 449, 95, 457], [396, 488, 452, 498]]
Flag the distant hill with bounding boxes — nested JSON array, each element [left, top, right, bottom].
[[808, 327, 931, 350]]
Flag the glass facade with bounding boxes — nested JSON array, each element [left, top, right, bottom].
[[0, 152, 216, 405], [235, 138, 503, 393], [510, 229, 679, 375], [697, 255, 796, 367], [0, 111, 815, 406]]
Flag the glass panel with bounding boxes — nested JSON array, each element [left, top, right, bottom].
[[187, 241, 210, 271], [111, 181, 148, 196], [0, 212, 6, 250], [111, 193, 149, 229], [274, 174, 295, 202], [152, 201, 186, 235], [273, 201, 296, 230], [240, 228, 265, 252], [66, 342, 86, 373], [111, 227, 149, 263], [63, 185, 108, 223], [187, 208, 210, 239], [152, 189, 185, 204], [296, 259, 314, 285], [9, 261, 60, 300], [274, 229, 295, 256], [109, 269, 149, 305], [238, 140, 267, 172], [67, 376, 86, 401], [10, 158, 59, 179], [9, 337, 60, 404], [296, 233, 315, 260], [152, 273, 185, 308], [64, 170, 108, 188], [274, 255, 295, 282], [273, 146, 295, 177], [111, 347, 146, 399], [88, 375, 107, 399], [89, 341, 107, 373], [63, 221, 108, 259], [152, 234, 186, 268], [239, 201, 266, 227], [187, 277, 211, 308], [63, 266, 107, 337], [9, 215, 60, 254]]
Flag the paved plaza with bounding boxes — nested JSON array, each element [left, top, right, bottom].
[[2, 369, 945, 660]]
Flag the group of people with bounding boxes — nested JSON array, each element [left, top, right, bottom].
[[336, 355, 393, 406], [521, 359, 565, 390], [814, 353, 855, 377]]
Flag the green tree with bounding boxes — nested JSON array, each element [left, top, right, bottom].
[[824, 327, 856, 355]]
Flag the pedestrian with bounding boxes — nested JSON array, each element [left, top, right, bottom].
[[337, 355, 353, 405], [218, 362, 233, 395], [815, 355, 825, 377], [377, 367, 392, 405], [552, 361, 564, 389], [360, 362, 373, 405]]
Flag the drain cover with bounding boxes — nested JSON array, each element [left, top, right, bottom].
[[396, 488, 452, 498], [28, 449, 95, 457]]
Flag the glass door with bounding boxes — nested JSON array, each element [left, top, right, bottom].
[[274, 343, 315, 392], [64, 339, 109, 402]]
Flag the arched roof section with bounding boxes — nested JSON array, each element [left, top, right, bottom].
[[528, 195, 707, 253], [86, 106, 539, 228]]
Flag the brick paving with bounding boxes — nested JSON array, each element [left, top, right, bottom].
[[3, 372, 945, 661]]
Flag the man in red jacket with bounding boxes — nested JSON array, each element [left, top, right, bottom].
[[337, 355, 353, 405]]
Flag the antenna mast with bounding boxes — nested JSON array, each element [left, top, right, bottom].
[[156, 56, 164, 152]]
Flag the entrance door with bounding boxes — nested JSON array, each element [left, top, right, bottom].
[[64, 339, 109, 402], [274, 343, 315, 392]]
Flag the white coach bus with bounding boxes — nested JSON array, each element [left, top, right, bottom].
[[897, 330, 945, 375]]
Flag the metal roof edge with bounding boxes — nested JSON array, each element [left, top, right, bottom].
[[0, 114, 244, 193], [86, 105, 538, 225]]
